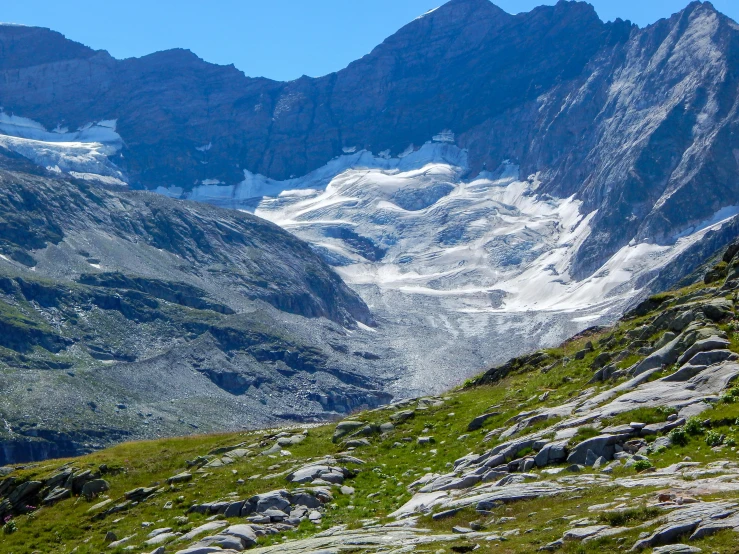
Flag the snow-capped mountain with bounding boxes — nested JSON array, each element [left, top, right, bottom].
[[1, 0, 739, 390]]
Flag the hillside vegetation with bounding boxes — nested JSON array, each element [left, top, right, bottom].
[[3, 242, 739, 553]]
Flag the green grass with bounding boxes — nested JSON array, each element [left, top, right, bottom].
[[597, 505, 661, 526], [574, 426, 600, 440], [603, 406, 675, 427], [1, 260, 737, 553]]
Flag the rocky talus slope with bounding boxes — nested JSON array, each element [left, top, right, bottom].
[[3, 242, 739, 552], [0, 151, 393, 465]]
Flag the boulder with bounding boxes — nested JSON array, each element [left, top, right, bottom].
[[8, 480, 43, 507], [42, 486, 71, 505], [197, 534, 245, 550], [223, 500, 244, 518], [344, 438, 371, 448], [262, 508, 289, 521], [584, 450, 598, 467], [124, 486, 157, 502], [244, 490, 292, 513], [467, 412, 500, 431], [676, 336, 731, 366], [67, 470, 92, 494], [147, 527, 173, 538], [562, 525, 609, 541], [631, 519, 701, 550], [652, 545, 702, 554], [631, 335, 684, 376], [81, 479, 110, 499], [222, 524, 257, 547], [723, 240, 739, 263], [669, 310, 696, 332], [277, 435, 305, 447], [640, 419, 684, 437], [44, 469, 73, 490], [700, 298, 733, 321], [108, 535, 135, 548], [390, 410, 415, 423], [592, 456, 607, 469], [173, 547, 226, 554], [688, 522, 733, 540], [144, 532, 177, 546], [534, 441, 568, 467], [176, 521, 229, 542], [566, 435, 622, 465], [591, 352, 613, 370], [292, 492, 322, 509], [167, 472, 193, 484], [286, 464, 346, 484], [662, 364, 709, 382], [332, 421, 365, 442]]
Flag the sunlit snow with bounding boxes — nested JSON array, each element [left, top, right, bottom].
[[0, 112, 125, 183], [167, 141, 735, 324]]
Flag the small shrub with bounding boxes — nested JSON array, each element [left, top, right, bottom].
[[705, 430, 724, 447], [633, 459, 652, 472], [726, 436, 737, 447], [2, 519, 16, 535], [721, 387, 739, 404], [516, 446, 534, 458], [598, 505, 660, 526], [606, 407, 673, 426], [685, 416, 704, 435], [668, 427, 689, 446], [574, 426, 600, 441]]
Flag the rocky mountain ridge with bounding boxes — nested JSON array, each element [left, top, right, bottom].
[[1, 1, 738, 276]]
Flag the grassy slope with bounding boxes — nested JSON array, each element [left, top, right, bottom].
[[2, 277, 739, 553]]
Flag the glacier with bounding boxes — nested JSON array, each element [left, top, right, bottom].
[[0, 112, 126, 184], [154, 140, 737, 394], [1, 117, 736, 395]]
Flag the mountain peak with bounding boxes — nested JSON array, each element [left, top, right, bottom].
[[427, 0, 509, 21], [0, 24, 98, 70]]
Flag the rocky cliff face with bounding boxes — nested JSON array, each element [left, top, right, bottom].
[[0, 149, 395, 464], [1, 1, 738, 275]]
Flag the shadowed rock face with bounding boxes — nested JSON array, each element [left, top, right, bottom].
[[2, 1, 739, 276], [0, 151, 394, 464], [0, 154, 372, 327]]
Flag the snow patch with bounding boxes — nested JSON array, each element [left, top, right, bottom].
[[68, 172, 127, 186], [415, 6, 440, 20], [0, 112, 125, 181], [432, 130, 455, 143], [673, 205, 739, 240]]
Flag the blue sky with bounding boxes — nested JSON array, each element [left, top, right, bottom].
[[1, 1, 736, 81]]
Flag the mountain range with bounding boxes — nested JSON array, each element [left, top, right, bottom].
[[1, 0, 739, 462]]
